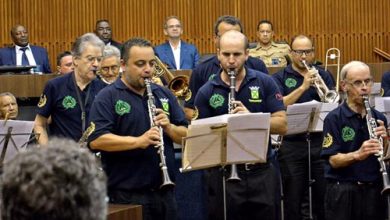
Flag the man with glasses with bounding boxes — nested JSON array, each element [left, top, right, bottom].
[[155, 16, 200, 70], [272, 35, 336, 220], [249, 20, 290, 67], [321, 61, 387, 220], [99, 45, 120, 84], [95, 19, 122, 51], [34, 33, 106, 146]]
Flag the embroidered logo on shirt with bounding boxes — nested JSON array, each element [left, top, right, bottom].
[[209, 94, 225, 109], [322, 133, 333, 148], [380, 88, 384, 97], [115, 100, 131, 116], [342, 126, 355, 142], [38, 94, 47, 108], [192, 106, 199, 120], [208, 74, 216, 81], [62, 96, 77, 109], [249, 86, 262, 103], [285, 78, 297, 88], [160, 98, 170, 114]]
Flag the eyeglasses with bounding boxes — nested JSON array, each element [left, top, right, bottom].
[[166, 24, 181, 29], [346, 78, 373, 88], [292, 49, 314, 56], [101, 65, 119, 72]]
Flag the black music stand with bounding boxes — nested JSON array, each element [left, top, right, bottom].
[[0, 65, 36, 75], [0, 120, 36, 169], [182, 113, 270, 220]]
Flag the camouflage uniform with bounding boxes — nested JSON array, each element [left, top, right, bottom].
[[249, 42, 290, 67]]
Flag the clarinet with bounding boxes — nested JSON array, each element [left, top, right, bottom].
[[363, 95, 390, 194], [144, 78, 175, 188], [226, 69, 241, 182]]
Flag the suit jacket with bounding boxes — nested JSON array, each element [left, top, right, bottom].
[[109, 40, 122, 51], [155, 41, 200, 70], [0, 45, 52, 73]]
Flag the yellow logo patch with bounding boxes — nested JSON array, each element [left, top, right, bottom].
[[38, 94, 47, 108], [322, 133, 333, 148]]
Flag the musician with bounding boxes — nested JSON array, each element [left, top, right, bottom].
[[321, 61, 387, 220], [99, 45, 121, 84], [1, 138, 107, 220], [380, 71, 390, 96], [194, 30, 287, 220], [34, 33, 106, 145], [0, 92, 18, 120], [184, 15, 268, 120], [249, 20, 291, 67], [271, 35, 336, 220], [88, 38, 188, 220]]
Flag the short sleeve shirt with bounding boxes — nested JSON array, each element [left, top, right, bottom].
[[321, 102, 387, 182], [36, 72, 106, 141], [88, 79, 188, 191]]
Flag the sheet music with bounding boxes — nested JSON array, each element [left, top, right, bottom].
[[311, 102, 338, 132], [286, 100, 321, 135], [0, 120, 34, 162]]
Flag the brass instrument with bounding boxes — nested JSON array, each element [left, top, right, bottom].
[[153, 56, 191, 101], [145, 78, 175, 188], [325, 48, 341, 92], [363, 95, 390, 194], [302, 60, 340, 103], [3, 112, 10, 126], [227, 69, 241, 182]]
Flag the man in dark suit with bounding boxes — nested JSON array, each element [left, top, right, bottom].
[[155, 16, 200, 70], [95, 19, 122, 51], [0, 24, 51, 73]]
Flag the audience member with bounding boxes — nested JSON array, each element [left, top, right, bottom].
[[184, 15, 268, 120], [99, 45, 121, 84], [1, 138, 107, 220], [34, 33, 106, 145], [380, 71, 390, 96], [0, 92, 18, 120], [95, 19, 122, 50], [155, 16, 200, 70], [249, 20, 290, 67], [56, 51, 73, 74], [0, 24, 51, 73], [88, 37, 188, 220]]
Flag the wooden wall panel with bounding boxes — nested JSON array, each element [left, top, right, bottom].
[[0, 0, 389, 72]]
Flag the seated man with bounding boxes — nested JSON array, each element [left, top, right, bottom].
[[155, 16, 200, 70], [249, 20, 290, 67], [0, 24, 51, 73], [1, 138, 107, 220], [380, 71, 390, 96], [56, 51, 73, 74], [0, 92, 18, 120], [95, 19, 122, 50], [98, 45, 121, 84]]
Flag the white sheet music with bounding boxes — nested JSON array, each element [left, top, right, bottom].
[[0, 120, 35, 162], [286, 101, 321, 135], [311, 102, 339, 132]]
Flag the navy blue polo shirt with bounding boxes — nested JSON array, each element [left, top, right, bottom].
[[381, 71, 390, 97], [185, 55, 269, 109], [88, 79, 188, 192], [321, 102, 387, 182], [194, 68, 284, 157], [36, 72, 106, 141], [272, 64, 336, 103]]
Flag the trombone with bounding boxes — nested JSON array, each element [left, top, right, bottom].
[[325, 48, 341, 92]]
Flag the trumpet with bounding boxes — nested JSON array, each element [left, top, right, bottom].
[[145, 78, 175, 188], [153, 56, 191, 101], [227, 69, 241, 182], [302, 60, 340, 103], [363, 95, 390, 194]]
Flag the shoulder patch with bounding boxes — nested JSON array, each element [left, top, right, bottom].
[[38, 94, 47, 108], [322, 133, 333, 148]]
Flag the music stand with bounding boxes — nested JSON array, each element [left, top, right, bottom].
[[285, 101, 337, 220], [181, 112, 270, 220], [0, 65, 36, 75], [0, 120, 35, 168]]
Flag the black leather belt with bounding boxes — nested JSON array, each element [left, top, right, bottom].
[[236, 162, 269, 172]]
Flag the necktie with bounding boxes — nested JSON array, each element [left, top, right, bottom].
[[20, 47, 30, 66]]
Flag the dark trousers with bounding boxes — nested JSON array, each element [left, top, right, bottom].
[[325, 181, 386, 220], [109, 188, 177, 220], [278, 135, 325, 220], [205, 162, 278, 220]]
